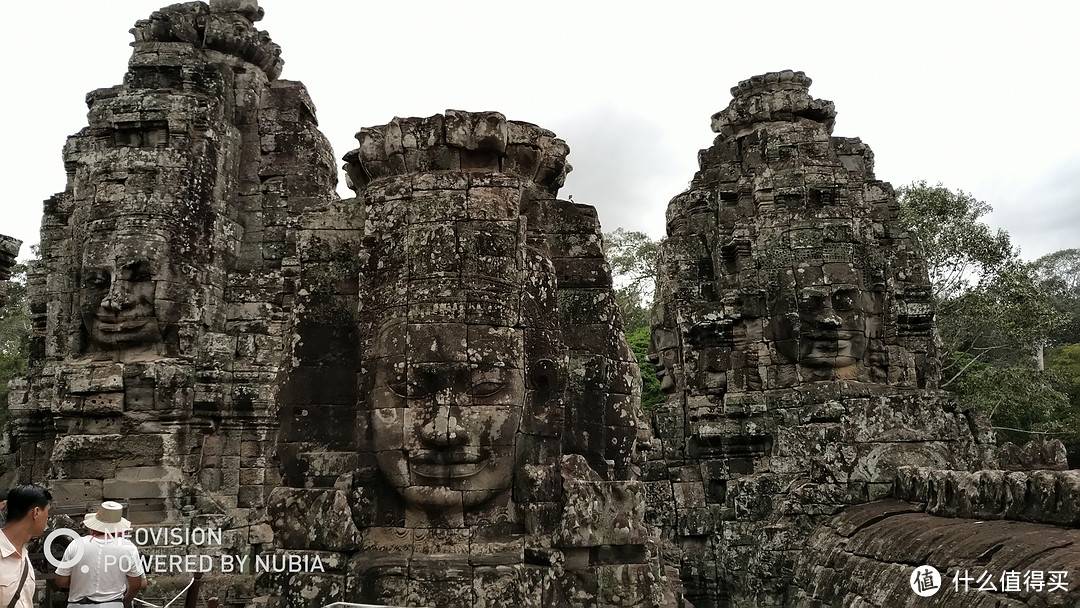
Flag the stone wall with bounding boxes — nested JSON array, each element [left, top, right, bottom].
[[788, 499, 1080, 606], [893, 465, 1080, 527], [7, 1, 338, 603], [787, 465, 1080, 605], [646, 70, 996, 607]]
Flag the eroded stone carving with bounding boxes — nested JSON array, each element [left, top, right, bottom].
[[262, 111, 677, 607], [647, 70, 994, 606], [8, 2, 337, 603], [9, 4, 1076, 605], [78, 231, 170, 361], [360, 209, 548, 523]]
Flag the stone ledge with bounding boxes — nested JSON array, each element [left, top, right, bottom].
[[342, 111, 570, 196], [893, 465, 1080, 527]]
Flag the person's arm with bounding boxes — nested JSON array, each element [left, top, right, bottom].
[[122, 574, 146, 608], [55, 540, 78, 589]]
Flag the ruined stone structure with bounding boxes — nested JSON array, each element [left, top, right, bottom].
[[6, 2, 674, 606], [5, 3, 1079, 606], [789, 466, 1080, 606], [8, 0, 338, 602], [264, 112, 675, 606], [647, 69, 1080, 607], [645, 70, 998, 606]]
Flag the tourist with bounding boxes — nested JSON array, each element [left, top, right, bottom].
[[54, 502, 145, 608], [0, 484, 52, 607]]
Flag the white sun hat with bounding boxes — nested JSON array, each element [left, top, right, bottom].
[[83, 501, 131, 534]]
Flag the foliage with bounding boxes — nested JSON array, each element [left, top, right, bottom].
[[1047, 343, 1080, 460], [0, 263, 29, 424], [603, 228, 659, 333], [897, 181, 1014, 301], [613, 287, 651, 335], [897, 182, 1060, 378], [951, 353, 1079, 448], [600, 228, 664, 408], [1048, 343, 1080, 398], [625, 326, 664, 409], [898, 181, 1078, 456], [1032, 248, 1080, 347], [936, 261, 1061, 385]]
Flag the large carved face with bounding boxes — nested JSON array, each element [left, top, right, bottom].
[[369, 321, 523, 512], [79, 236, 167, 355], [767, 277, 879, 380]]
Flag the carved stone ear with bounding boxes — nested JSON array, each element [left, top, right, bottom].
[[528, 358, 558, 403]]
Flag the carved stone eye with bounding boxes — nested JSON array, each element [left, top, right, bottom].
[[800, 294, 827, 312], [833, 290, 857, 311], [85, 270, 111, 289], [388, 369, 443, 400], [469, 381, 504, 398], [122, 259, 153, 282], [385, 380, 410, 399]]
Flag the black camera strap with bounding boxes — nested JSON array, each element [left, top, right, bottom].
[[6, 554, 29, 608]]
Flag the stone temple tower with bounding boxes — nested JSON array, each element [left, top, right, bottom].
[[8, 1, 339, 600], [646, 71, 995, 607], [264, 110, 678, 607]]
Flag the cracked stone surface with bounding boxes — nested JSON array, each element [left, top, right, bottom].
[[5, 5, 1078, 606], [790, 499, 1080, 606], [645, 70, 1002, 607]]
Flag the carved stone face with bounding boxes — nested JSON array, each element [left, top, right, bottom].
[[369, 321, 523, 513], [768, 282, 874, 379], [79, 237, 166, 355]]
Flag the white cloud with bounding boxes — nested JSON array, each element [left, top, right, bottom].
[[2, 1, 1078, 261]]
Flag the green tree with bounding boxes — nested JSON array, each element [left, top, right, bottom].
[[897, 182, 1060, 381], [936, 261, 1061, 385], [1032, 248, 1080, 347], [602, 228, 659, 333], [897, 181, 1014, 301], [602, 228, 664, 408], [898, 182, 1074, 453], [625, 326, 663, 409], [1048, 343, 1080, 403], [0, 262, 29, 423]]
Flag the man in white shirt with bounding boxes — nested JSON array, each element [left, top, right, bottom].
[[54, 502, 146, 608], [0, 484, 52, 608]]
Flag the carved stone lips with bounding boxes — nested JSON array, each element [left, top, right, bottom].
[[802, 331, 859, 348], [94, 316, 150, 332], [803, 330, 858, 341], [410, 449, 488, 480]]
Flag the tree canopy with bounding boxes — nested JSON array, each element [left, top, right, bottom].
[[898, 182, 1079, 460], [602, 228, 658, 333], [0, 262, 29, 424]]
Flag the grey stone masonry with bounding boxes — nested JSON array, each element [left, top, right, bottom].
[[8, 1, 336, 604], [646, 70, 997, 607]]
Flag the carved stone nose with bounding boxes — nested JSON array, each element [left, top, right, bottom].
[[420, 406, 469, 446], [820, 312, 842, 328], [101, 282, 127, 311]]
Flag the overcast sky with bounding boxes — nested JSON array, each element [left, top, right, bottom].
[[3, 1, 1078, 263]]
